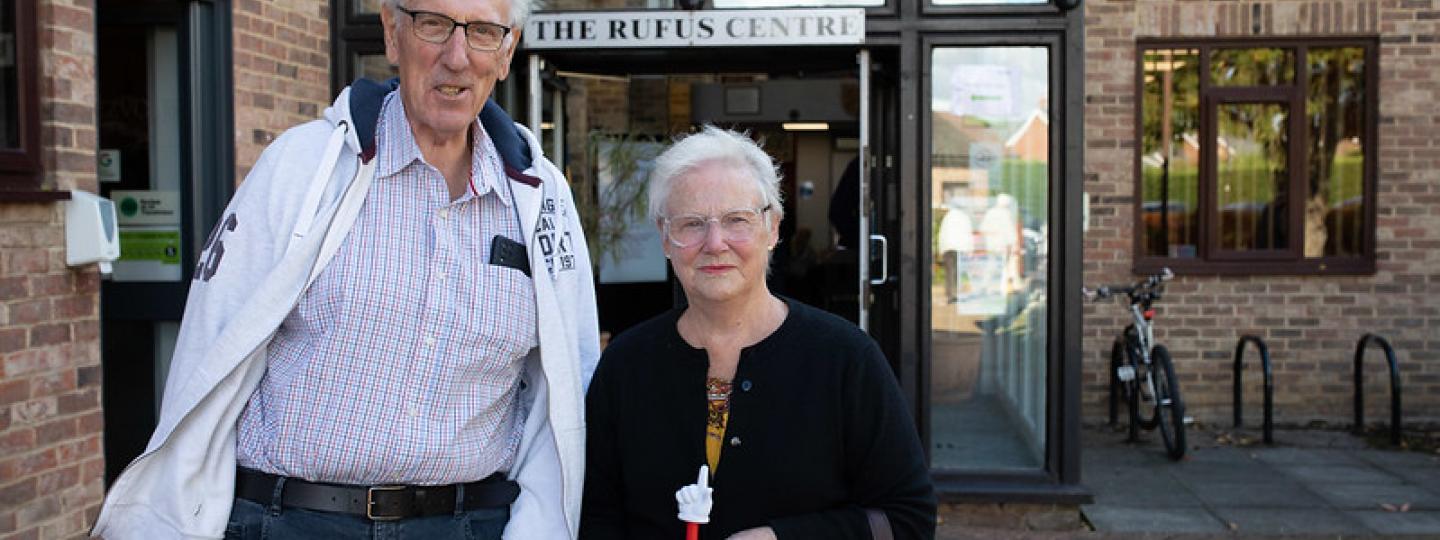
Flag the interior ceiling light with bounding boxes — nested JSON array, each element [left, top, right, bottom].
[[782, 122, 829, 131]]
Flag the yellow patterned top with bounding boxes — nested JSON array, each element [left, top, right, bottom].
[[705, 377, 732, 475]]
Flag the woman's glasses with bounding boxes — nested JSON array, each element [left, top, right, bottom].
[[663, 205, 772, 248]]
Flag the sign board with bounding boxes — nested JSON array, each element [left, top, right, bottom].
[[113, 228, 183, 282], [98, 149, 121, 183], [950, 64, 1016, 119], [525, 9, 865, 49], [111, 190, 181, 226]]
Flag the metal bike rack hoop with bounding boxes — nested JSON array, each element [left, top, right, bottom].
[[1232, 335, 1274, 444], [1352, 333, 1402, 446]]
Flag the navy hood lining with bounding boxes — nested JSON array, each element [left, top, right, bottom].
[[347, 78, 535, 178]]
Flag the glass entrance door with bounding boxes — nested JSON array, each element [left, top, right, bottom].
[[524, 49, 894, 344], [927, 45, 1052, 471]]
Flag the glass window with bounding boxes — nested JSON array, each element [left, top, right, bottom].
[[929, 46, 1050, 471], [354, 0, 384, 15], [1215, 102, 1290, 255], [1140, 48, 1200, 258], [1210, 48, 1294, 87], [1306, 47, 1367, 258], [1138, 41, 1374, 271], [0, 0, 39, 188], [354, 53, 398, 82], [1, 0, 19, 150], [931, 0, 1046, 4]]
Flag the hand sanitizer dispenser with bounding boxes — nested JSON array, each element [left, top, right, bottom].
[[65, 190, 121, 275]]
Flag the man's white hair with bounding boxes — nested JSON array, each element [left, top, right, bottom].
[[648, 126, 786, 223], [381, 0, 537, 28]]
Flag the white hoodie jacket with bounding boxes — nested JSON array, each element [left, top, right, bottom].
[[92, 80, 600, 540]]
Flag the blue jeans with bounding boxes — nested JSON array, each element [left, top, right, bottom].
[[223, 496, 510, 539]]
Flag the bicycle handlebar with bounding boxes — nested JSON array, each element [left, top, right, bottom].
[[1083, 268, 1173, 302]]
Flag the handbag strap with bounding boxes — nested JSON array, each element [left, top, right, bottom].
[[865, 508, 894, 540]]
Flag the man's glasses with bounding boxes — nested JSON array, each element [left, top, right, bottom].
[[663, 205, 772, 248], [395, 5, 512, 51]]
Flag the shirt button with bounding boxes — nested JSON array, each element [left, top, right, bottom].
[[423, 336, 437, 347], [437, 271, 447, 281], [406, 405, 420, 417], [438, 208, 449, 220], [729, 436, 742, 448], [740, 380, 752, 392]]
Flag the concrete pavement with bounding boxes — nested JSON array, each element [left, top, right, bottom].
[[1079, 424, 1440, 538]]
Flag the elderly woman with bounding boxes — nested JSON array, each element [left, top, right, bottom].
[[581, 127, 936, 540]]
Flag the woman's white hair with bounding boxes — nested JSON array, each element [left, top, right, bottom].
[[382, 0, 537, 28], [648, 126, 786, 223]]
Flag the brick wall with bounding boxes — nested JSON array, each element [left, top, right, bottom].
[[1083, 0, 1440, 426], [233, 0, 332, 180], [0, 0, 104, 538]]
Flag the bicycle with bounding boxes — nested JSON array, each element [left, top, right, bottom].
[[1085, 268, 1187, 460]]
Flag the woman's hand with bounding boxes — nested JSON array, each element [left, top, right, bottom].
[[726, 527, 777, 540]]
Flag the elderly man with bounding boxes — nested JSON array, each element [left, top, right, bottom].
[[92, 0, 598, 538]]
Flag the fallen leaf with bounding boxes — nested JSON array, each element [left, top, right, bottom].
[[1380, 503, 1398, 512], [1400, 503, 1411, 512], [1226, 522, 1239, 531]]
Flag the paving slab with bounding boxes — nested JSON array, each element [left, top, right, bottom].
[[1168, 461, 1292, 486], [1081, 506, 1228, 533], [1251, 447, 1373, 467], [1186, 481, 1326, 509], [1311, 483, 1440, 510], [1280, 464, 1407, 485], [1084, 473, 1207, 508], [1345, 510, 1440, 535], [1210, 507, 1373, 535]]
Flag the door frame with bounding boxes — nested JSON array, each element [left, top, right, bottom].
[[915, 27, 1085, 500]]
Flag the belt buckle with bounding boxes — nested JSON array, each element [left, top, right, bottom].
[[366, 485, 406, 521]]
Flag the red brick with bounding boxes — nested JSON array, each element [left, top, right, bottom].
[[7, 299, 50, 325], [27, 370, 75, 397], [34, 418, 78, 447], [14, 495, 59, 530], [72, 321, 97, 341], [72, 271, 98, 294], [0, 449, 58, 483], [0, 329, 25, 355], [75, 366, 99, 389], [0, 477, 36, 507], [51, 295, 94, 319], [27, 323, 70, 347], [0, 379, 28, 406], [34, 466, 79, 495], [0, 277, 26, 301], [56, 389, 98, 416], [75, 411, 102, 436], [26, 275, 69, 296]]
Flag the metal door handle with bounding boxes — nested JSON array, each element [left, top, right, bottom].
[[869, 234, 888, 286]]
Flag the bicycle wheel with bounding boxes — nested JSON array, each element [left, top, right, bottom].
[[1116, 339, 1142, 442], [1151, 345, 1187, 460]]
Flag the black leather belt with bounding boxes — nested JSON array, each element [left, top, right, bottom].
[[235, 467, 519, 521]]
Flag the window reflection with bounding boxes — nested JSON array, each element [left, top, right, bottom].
[[930, 46, 1049, 471], [1141, 48, 1200, 258], [354, 54, 398, 82], [1216, 102, 1290, 253], [1211, 48, 1294, 87], [1, 0, 19, 149], [1306, 48, 1366, 258]]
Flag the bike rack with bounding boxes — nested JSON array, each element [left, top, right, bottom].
[[1352, 333, 1402, 446], [1232, 335, 1274, 444]]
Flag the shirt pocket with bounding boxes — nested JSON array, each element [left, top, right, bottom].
[[460, 263, 539, 366]]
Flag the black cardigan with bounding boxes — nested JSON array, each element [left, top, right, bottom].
[[581, 298, 936, 539]]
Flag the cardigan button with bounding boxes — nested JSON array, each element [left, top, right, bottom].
[[729, 436, 742, 447], [740, 380, 752, 392]]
